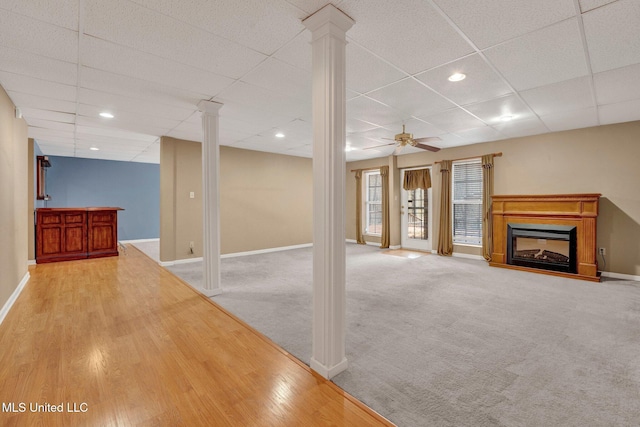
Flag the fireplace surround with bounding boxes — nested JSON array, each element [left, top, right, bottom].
[[490, 194, 600, 281]]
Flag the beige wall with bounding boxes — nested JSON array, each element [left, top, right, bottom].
[[347, 121, 640, 276], [160, 137, 313, 261], [0, 85, 29, 311]]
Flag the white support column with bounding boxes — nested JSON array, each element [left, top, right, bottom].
[[198, 100, 223, 297], [303, 5, 354, 380]]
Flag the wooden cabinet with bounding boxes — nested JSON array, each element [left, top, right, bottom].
[[36, 207, 123, 263]]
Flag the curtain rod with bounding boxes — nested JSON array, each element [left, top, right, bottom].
[[433, 152, 502, 165]]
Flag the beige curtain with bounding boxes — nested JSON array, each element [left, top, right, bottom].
[[355, 170, 365, 244], [437, 160, 453, 256], [482, 154, 494, 261], [403, 168, 431, 190], [380, 166, 390, 248]]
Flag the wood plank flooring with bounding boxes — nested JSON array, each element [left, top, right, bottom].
[[0, 246, 393, 426]]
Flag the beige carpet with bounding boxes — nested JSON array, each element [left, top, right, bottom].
[[134, 242, 640, 427]]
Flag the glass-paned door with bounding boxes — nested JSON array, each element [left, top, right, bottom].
[[400, 168, 432, 251]]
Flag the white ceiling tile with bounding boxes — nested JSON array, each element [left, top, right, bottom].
[[433, 0, 576, 49], [241, 58, 310, 101], [75, 115, 169, 139], [340, 0, 474, 74], [485, 18, 588, 91], [84, 0, 267, 79], [345, 42, 406, 94], [7, 91, 76, 113], [594, 63, 640, 106], [0, 9, 77, 62], [0, 45, 77, 85], [19, 107, 75, 123], [1, 0, 78, 30], [598, 98, 640, 125], [75, 125, 157, 142], [491, 117, 549, 139], [26, 118, 75, 132], [219, 102, 294, 134], [0, 72, 76, 101], [520, 76, 595, 117], [77, 104, 180, 133], [579, 0, 618, 13], [131, 0, 306, 56], [419, 108, 487, 133], [217, 81, 310, 119], [81, 36, 234, 97], [384, 118, 446, 139], [584, 0, 640, 73], [272, 31, 311, 72], [347, 117, 381, 133], [282, 0, 340, 14], [366, 78, 456, 118], [454, 126, 504, 143], [540, 107, 599, 132], [28, 128, 74, 140], [347, 96, 404, 127], [415, 53, 513, 106], [463, 94, 535, 125], [80, 68, 209, 111]]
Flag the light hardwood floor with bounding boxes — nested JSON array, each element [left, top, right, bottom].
[[0, 246, 393, 426]]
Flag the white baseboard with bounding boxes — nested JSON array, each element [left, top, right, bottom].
[[160, 257, 203, 267], [600, 271, 640, 282], [27, 259, 36, 266], [120, 238, 159, 244], [345, 239, 382, 248], [0, 271, 30, 326], [221, 243, 312, 259]]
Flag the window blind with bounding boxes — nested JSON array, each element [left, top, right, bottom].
[[452, 161, 483, 245]]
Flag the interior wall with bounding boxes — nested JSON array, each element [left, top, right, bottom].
[[160, 137, 313, 262], [347, 120, 640, 276], [43, 156, 160, 240], [0, 85, 28, 312]]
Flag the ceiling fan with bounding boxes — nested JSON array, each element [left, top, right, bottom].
[[365, 124, 441, 155]]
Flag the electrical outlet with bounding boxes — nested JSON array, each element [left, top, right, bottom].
[[599, 247, 606, 256]]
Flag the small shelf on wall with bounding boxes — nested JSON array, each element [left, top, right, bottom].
[[36, 155, 51, 201]]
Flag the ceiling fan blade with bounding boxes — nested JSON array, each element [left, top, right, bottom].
[[415, 143, 441, 152], [363, 142, 395, 150], [393, 145, 405, 156], [413, 136, 441, 143]]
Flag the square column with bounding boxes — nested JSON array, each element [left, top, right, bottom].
[[198, 100, 224, 297], [303, 4, 354, 380]]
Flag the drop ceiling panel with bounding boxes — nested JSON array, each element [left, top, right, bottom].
[[131, 0, 307, 56], [491, 117, 549, 139], [464, 94, 536, 125], [75, 125, 157, 142], [416, 53, 513, 106], [341, 0, 474, 74], [485, 18, 588, 91], [594, 63, 640, 105], [80, 68, 209, 111], [77, 104, 180, 133], [578, 0, 618, 13], [384, 118, 446, 139], [19, 107, 75, 123], [7, 91, 76, 114], [0, 8, 78, 62], [583, 0, 640, 73], [346, 96, 404, 127], [433, 0, 576, 49], [598, 98, 640, 125], [27, 118, 75, 132], [75, 116, 169, 139], [84, 0, 267, 79], [0, 45, 77, 86], [217, 81, 310, 119], [272, 31, 311, 72], [283, 0, 340, 14], [520, 76, 595, 117], [366, 78, 456, 118], [419, 108, 486, 133], [541, 107, 599, 132], [0, 72, 76, 101], [78, 88, 195, 122], [219, 103, 294, 134], [0, 0, 78, 30], [345, 42, 406, 94], [81, 36, 234, 97], [454, 126, 504, 143], [28, 128, 74, 141], [241, 58, 310, 100], [346, 117, 381, 133]]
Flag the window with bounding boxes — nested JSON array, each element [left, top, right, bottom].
[[364, 171, 382, 235], [452, 160, 482, 245]]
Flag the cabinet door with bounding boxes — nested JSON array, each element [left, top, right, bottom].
[[36, 211, 87, 263], [88, 211, 118, 258]]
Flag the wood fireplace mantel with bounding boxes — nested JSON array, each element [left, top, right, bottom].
[[489, 194, 601, 282]]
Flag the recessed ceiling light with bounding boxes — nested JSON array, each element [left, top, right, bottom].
[[448, 73, 466, 82], [275, 132, 285, 138], [90, 147, 100, 151], [99, 112, 114, 119], [500, 115, 514, 122]]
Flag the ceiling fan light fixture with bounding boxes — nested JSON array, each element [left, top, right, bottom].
[[448, 72, 466, 82]]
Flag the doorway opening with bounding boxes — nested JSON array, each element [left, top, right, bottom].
[[400, 168, 432, 252]]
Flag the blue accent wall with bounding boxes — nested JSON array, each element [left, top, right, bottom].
[[43, 156, 159, 240]]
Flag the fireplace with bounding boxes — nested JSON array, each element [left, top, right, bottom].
[[507, 224, 577, 274], [489, 194, 600, 282]]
